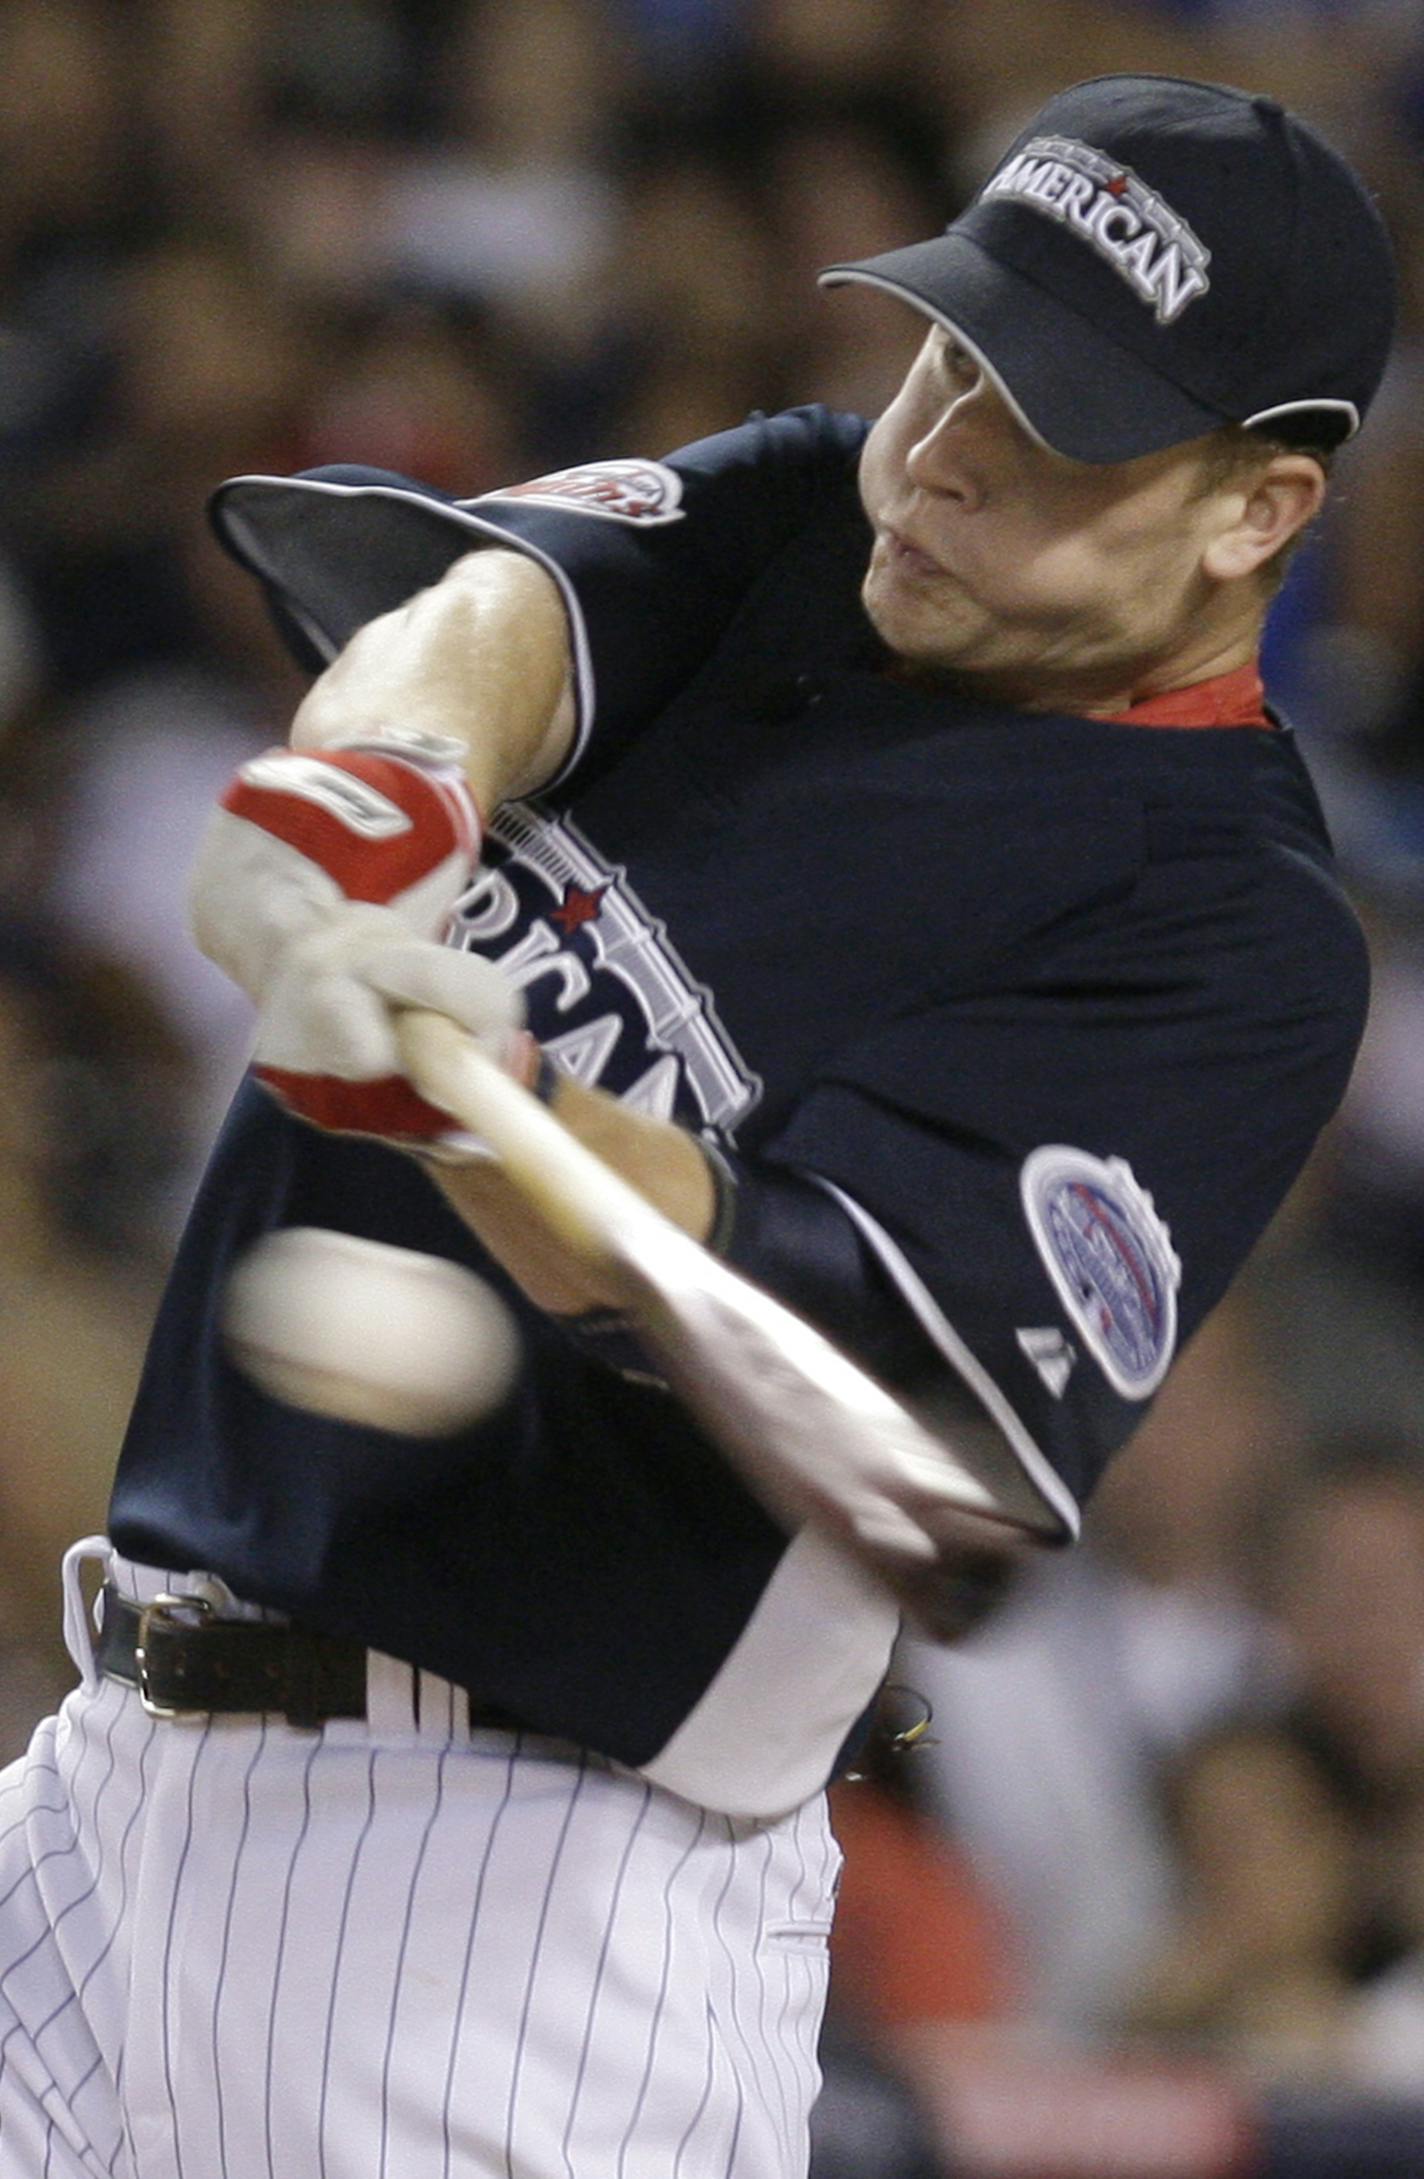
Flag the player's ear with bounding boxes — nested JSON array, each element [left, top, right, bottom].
[[1201, 454, 1327, 584]]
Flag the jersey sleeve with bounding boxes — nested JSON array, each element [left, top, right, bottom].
[[207, 406, 870, 788], [712, 862, 1368, 1537]]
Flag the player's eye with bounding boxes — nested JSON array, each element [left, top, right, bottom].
[[945, 340, 978, 385], [933, 333, 979, 392]]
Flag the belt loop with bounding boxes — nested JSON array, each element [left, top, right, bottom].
[[416, 1671, 460, 1747], [61, 1536, 112, 1689], [365, 1652, 419, 1737]]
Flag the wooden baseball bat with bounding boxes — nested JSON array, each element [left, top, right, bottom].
[[396, 1009, 1065, 1636]]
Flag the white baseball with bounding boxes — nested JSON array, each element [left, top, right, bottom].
[[222, 1226, 522, 1435]]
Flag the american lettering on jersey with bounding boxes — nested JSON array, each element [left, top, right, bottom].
[[1020, 1146, 1181, 1399], [451, 800, 760, 1132], [473, 458, 685, 525], [980, 134, 1211, 322]]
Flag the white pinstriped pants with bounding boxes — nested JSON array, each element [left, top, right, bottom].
[[0, 1549, 839, 2179]]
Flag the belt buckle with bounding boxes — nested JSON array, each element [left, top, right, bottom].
[[134, 1593, 216, 1719]]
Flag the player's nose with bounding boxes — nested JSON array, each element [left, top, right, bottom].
[[904, 416, 983, 509], [903, 381, 992, 509]]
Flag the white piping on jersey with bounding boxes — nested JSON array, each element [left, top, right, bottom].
[[802, 1174, 1082, 1541], [214, 476, 600, 789]]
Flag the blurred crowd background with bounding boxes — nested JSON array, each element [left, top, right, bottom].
[[2, 3, 1424, 2174]]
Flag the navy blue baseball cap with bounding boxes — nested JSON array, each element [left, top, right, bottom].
[[820, 74, 1397, 464]]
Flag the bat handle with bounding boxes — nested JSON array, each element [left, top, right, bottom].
[[394, 1008, 668, 1274]]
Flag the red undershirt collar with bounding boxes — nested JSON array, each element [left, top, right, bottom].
[[1106, 660, 1268, 729]]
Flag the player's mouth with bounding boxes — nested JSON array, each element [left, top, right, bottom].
[[881, 526, 948, 580]]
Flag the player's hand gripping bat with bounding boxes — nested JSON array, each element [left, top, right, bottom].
[[396, 1009, 1066, 1639]]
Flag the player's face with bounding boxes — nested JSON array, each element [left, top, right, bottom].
[[858, 327, 1252, 711]]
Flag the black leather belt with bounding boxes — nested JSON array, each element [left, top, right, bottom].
[[98, 1589, 367, 1727], [96, 1587, 524, 1734]]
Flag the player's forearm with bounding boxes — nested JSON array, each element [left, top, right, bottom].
[[289, 548, 576, 812], [271, 544, 713, 1295], [433, 1076, 718, 1316]]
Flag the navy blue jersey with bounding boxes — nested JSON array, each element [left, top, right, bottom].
[[108, 407, 1367, 1811]]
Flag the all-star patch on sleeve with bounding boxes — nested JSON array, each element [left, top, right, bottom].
[[206, 405, 871, 787], [700, 722, 1370, 1525], [470, 458, 687, 525]]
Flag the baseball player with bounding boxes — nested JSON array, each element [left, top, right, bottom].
[[0, 75, 1396, 2179]]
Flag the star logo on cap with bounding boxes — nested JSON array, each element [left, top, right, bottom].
[[1106, 173, 1129, 197], [551, 882, 609, 935]]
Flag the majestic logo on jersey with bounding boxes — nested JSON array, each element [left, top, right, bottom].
[[1020, 1147, 1181, 1399], [980, 136, 1211, 323], [1015, 1326, 1077, 1400], [473, 459, 685, 526], [449, 802, 759, 1133]]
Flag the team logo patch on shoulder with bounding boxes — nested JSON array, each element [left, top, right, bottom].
[[980, 135, 1211, 322], [1020, 1147, 1181, 1399], [472, 459, 684, 525]]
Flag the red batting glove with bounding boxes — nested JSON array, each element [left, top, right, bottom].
[[252, 903, 523, 1144], [189, 733, 504, 1142]]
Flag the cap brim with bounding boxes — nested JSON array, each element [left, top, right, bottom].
[[820, 231, 1226, 463]]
